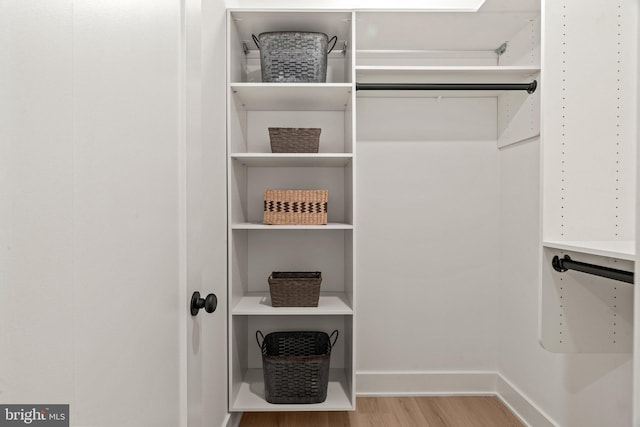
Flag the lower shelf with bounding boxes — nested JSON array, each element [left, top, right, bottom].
[[231, 368, 353, 412]]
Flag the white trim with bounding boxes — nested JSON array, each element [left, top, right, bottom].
[[496, 374, 558, 427], [356, 371, 497, 396], [222, 413, 243, 427], [178, 0, 188, 426], [355, 371, 555, 426]]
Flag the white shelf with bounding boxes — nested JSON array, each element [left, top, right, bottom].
[[230, 83, 353, 111], [231, 369, 353, 412], [231, 153, 353, 167], [543, 240, 636, 261], [232, 222, 353, 230], [356, 65, 541, 81], [232, 292, 353, 316]]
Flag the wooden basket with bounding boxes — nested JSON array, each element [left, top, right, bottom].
[[268, 272, 322, 307], [268, 127, 321, 153], [263, 189, 328, 225]]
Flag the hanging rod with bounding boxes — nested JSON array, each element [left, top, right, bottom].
[[552, 255, 634, 284], [355, 80, 538, 94]]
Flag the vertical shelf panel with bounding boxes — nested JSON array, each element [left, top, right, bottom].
[[540, 0, 637, 353], [541, 0, 637, 243]]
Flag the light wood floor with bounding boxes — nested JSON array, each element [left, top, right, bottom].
[[239, 396, 524, 427]]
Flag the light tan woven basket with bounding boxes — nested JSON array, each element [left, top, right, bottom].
[[268, 127, 321, 153], [263, 189, 328, 225]]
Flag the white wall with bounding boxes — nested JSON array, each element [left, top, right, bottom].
[[356, 96, 501, 384], [498, 139, 633, 426], [0, 0, 75, 404], [1, 1, 182, 425]]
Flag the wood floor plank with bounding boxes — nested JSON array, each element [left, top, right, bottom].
[[238, 396, 524, 427]]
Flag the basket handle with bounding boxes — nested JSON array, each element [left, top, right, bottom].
[[329, 329, 339, 349], [327, 36, 338, 54], [252, 34, 260, 50], [256, 330, 265, 349]]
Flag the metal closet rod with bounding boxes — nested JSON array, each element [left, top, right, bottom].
[[552, 255, 634, 284], [355, 80, 538, 94]]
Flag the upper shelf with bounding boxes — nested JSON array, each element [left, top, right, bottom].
[[356, 66, 540, 82], [543, 240, 636, 261], [230, 83, 353, 111]]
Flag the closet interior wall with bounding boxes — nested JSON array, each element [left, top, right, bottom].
[[355, 9, 537, 386], [225, 3, 637, 424]]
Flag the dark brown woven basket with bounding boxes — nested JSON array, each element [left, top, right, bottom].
[[256, 330, 338, 404], [268, 272, 322, 307], [263, 189, 328, 225], [268, 127, 321, 153]]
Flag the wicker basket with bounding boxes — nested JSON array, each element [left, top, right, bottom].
[[268, 272, 322, 307], [256, 330, 338, 404], [263, 189, 328, 225], [252, 32, 337, 83], [269, 127, 321, 153]]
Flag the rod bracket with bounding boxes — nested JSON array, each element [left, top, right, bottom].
[[552, 255, 569, 272], [242, 42, 249, 55], [495, 42, 508, 56]]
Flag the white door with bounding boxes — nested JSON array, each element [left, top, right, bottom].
[[185, 0, 229, 426], [1, 1, 228, 426]]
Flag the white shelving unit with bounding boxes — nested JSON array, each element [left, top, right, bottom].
[[227, 9, 356, 412], [226, 7, 543, 413], [540, 0, 637, 353]]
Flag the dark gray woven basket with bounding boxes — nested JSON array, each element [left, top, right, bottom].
[[253, 32, 336, 83], [268, 127, 321, 153], [268, 272, 322, 307], [257, 330, 338, 404]]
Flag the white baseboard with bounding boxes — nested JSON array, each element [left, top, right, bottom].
[[496, 374, 557, 427], [356, 371, 555, 426], [356, 371, 497, 396], [222, 412, 242, 427]]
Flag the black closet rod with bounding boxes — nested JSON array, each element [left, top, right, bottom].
[[552, 255, 634, 284], [355, 80, 538, 94]]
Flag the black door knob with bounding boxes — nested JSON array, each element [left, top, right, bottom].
[[190, 291, 217, 316]]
